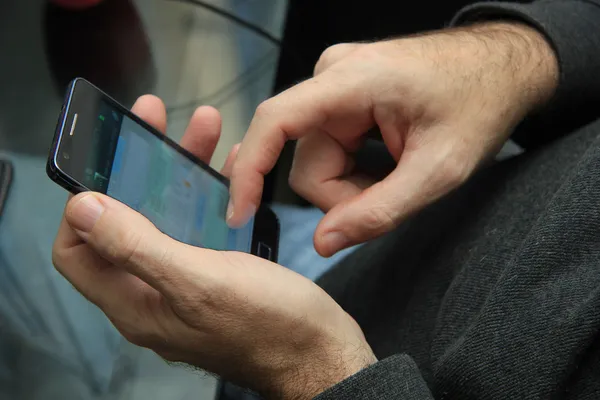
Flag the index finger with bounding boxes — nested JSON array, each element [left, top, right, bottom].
[[228, 74, 371, 227]]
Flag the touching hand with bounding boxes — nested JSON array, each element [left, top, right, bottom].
[[229, 22, 558, 257], [52, 96, 376, 399]]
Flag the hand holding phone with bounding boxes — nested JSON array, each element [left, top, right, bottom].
[[51, 92, 376, 398], [48, 78, 278, 260]]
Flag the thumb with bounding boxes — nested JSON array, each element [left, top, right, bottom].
[[65, 192, 199, 298], [314, 146, 471, 257]]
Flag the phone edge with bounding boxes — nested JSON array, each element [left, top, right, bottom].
[[46, 79, 87, 194], [47, 78, 280, 258]]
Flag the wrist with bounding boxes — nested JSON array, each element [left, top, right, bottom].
[[279, 349, 376, 400], [263, 331, 377, 399]]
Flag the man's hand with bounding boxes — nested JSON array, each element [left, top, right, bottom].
[[52, 96, 376, 399], [229, 22, 559, 257]]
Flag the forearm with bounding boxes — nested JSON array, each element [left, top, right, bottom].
[[452, 0, 600, 148], [414, 21, 559, 135], [457, 22, 558, 115]]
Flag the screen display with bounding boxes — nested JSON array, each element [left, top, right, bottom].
[[81, 101, 254, 252]]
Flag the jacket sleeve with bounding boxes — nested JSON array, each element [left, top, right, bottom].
[[452, 0, 600, 149], [314, 355, 433, 400]]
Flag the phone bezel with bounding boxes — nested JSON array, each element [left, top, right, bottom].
[[47, 78, 279, 261]]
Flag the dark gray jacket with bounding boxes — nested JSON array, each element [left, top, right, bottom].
[[316, 1, 600, 398]]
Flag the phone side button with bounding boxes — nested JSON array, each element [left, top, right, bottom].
[[257, 242, 272, 260]]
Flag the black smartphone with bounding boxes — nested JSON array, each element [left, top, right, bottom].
[[47, 78, 279, 261]]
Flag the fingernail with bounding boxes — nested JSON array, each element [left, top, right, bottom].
[[227, 202, 256, 228], [69, 194, 105, 233], [226, 200, 234, 223], [322, 231, 349, 254]]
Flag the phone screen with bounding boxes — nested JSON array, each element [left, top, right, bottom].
[[79, 100, 254, 252]]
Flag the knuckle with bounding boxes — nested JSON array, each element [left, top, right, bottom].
[[254, 100, 275, 119], [351, 45, 394, 70], [287, 171, 297, 190], [112, 227, 144, 266], [288, 165, 317, 202], [51, 243, 67, 270], [439, 154, 470, 189], [315, 45, 341, 73], [288, 165, 305, 193], [288, 140, 314, 195], [361, 205, 397, 234], [315, 43, 355, 75]]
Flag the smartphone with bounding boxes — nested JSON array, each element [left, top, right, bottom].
[[47, 78, 279, 261]]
